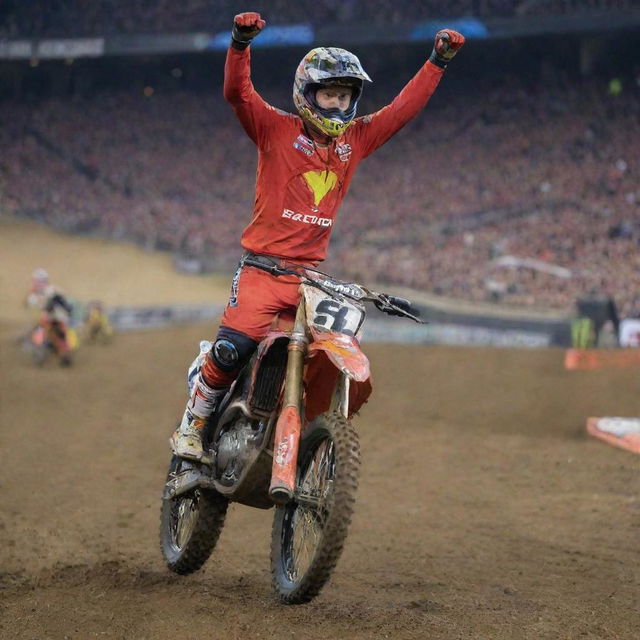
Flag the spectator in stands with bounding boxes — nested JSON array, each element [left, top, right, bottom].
[[1, 21, 638, 316], [2, 0, 635, 38]]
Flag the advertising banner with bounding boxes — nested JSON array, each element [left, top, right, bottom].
[[109, 304, 224, 331], [619, 318, 640, 348]]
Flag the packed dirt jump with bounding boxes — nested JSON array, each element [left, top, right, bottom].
[[1, 219, 638, 639]]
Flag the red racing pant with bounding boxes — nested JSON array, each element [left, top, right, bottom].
[[200, 260, 303, 389]]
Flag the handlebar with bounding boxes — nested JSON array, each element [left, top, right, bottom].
[[243, 255, 425, 324]]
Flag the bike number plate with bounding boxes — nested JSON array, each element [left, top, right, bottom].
[[303, 287, 364, 337]]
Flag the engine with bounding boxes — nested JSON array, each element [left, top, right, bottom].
[[215, 416, 265, 486]]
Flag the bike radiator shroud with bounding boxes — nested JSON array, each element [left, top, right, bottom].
[[249, 335, 289, 414], [211, 334, 290, 509]]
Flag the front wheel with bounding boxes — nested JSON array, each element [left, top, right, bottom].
[[31, 343, 48, 367], [270, 411, 360, 604], [159, 456, 228, 575]]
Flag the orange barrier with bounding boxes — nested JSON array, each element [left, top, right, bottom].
[[564, 348, 640, 370], [586, 417, 640, 455]]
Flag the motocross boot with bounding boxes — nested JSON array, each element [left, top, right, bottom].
[[170, 374, 227, 460], [171, 409, 207, 460]]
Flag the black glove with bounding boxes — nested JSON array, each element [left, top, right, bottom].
[[374, 295, 416, 318], [231, 12, 266, 50]]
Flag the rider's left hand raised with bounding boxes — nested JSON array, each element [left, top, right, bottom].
[[232, 12, 266, 48], [429, 29, 465, 68]]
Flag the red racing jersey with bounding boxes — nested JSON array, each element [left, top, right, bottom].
[[223, 46, 444, 262]]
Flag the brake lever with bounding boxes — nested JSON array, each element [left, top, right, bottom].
[[372, 293, 427, 324], [399, 308, 426, 324], [386, 304, 426, 324]]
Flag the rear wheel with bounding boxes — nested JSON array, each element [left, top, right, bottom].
[[270, 412, 360, 604], [160, 456, 228, 574]]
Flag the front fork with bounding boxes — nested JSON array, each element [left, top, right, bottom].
[[269, 302, 308, 504], [269, 302, 353, 504], [330, 373, 350, 418]]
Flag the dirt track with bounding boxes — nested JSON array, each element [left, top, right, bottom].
[[1, 222, 639, 639]]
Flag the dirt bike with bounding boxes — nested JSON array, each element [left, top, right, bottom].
[[159, 257, 423, 604], [28, 318, 77, 367]]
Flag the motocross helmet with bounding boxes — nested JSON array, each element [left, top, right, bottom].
[[32, 267, 49, 282], [293, 47, 372, 138], [32, 267, 49, 291]]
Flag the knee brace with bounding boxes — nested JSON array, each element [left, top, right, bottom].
[[210, 327, 257, 373]]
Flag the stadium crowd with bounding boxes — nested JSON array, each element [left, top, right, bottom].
[[2, 57, 638, 317], [1, 0, 636, 37]]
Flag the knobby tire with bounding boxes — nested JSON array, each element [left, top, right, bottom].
[[159, 455, 228, 575], [270, 411, 360, 604]]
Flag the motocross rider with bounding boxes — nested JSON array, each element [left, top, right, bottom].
[[25, 268, 74, 365], [25, 268, 53, 321], [171, 11, 465, 459]]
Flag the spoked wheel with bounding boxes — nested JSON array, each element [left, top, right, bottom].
[[160, 455, 228, 575], [271, 412, 360, 604]]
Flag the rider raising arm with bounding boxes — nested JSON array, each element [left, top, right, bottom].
[[170, 11, 465, 460]]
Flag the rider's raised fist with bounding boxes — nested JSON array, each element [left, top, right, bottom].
[[232, 12, 266, 48], [429, 29, 465, 69]]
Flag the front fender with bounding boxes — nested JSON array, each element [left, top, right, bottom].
[[308, 331, 370, 382], [304, 331, 372, 422]]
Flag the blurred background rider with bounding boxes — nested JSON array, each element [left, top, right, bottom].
[[25, 268, 75, 365]]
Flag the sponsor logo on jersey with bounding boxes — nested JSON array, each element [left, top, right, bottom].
[[336, 143, 352, 162], [293, 134, 315, 156], [282, 209, 333, 227], [302, 170, 338, 206]]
